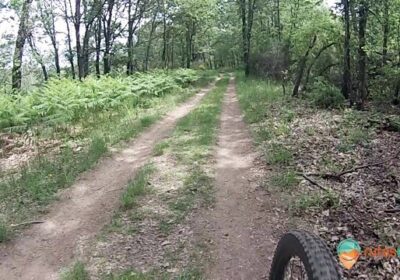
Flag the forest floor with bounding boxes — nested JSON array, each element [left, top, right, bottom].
[[1, 73, 399, 280]]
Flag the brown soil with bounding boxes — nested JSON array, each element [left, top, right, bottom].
[[0, 84, 214, 280], [202, 78, 288, 280]]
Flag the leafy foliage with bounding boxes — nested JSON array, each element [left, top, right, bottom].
[[0, 69, 200, 130], [308, 80, 345, 109]]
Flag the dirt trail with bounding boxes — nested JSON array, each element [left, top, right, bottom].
[[0, 84, 215, 280], [205, 78, 282, 280]]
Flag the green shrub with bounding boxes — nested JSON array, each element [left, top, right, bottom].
[[309, 81, 345, 109]]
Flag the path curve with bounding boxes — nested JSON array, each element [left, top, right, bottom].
[[0, 84, 215, 280]]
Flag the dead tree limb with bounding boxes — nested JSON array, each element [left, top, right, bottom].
[[306, 150, 400, 181], [300, 174, 329, 192], [10, 221, 44, 228]]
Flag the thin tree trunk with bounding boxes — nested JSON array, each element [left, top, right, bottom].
[[356, 1, 368, 110], [103, 0, 114, 74], [382, 0, 389, 65], [11, 0, 33, 90], [126, 0, 144, 75], [74, 0, 84, 80], [304, 42, 335, 89], [28, 35, 48, 81], [292, 35, 317, 97], [276, 0, 281, 41], [64, 0, 76, 79], [144, 9, 157, 71], [161, 0, 168, 68], [342, 0, 352, 101], [95, 15, 102, 77]]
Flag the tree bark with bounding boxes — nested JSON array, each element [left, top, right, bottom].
[[342, 0, 352, 101], [356, 1, 368, 110], [27, 35, 48, 81], [292, 35, 317, 97], [103, 0, 115, 74], [95, 15, 102, 77], [144, 7, 158, 71], [64, 0, 76, 79], [239, 0, 256, 77], [382, 0, 389, 65], [126, 0, 144, 75], [11, 0, 33, 90], [74, 0, 84, 80], [39, 0, 61, 76]]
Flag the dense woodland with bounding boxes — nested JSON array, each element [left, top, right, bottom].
[[0, 0, 400, 111]]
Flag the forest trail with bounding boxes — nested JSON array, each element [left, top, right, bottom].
[[0, 83, 215, 280], [204, 78, 280, 280]]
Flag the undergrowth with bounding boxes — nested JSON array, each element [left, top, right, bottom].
[[121, 164, 155, 210], [61, 262, 90, 280], [0, 70, 216, 239]]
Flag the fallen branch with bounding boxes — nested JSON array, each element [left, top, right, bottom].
[[10, 221, 44, 228], [301, 174, 329, 192], [306, 150, 400, 181], [344, 207, 380, 239], [384, 208, 400, 214]]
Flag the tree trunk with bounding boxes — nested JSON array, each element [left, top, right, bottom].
[[161, 0, 168, 68], [64, 0, 76, 79], [356, 1, 368, 110], [342, 0, 352, 101], [82, 27, 92, 77], [39, 0, 61, 76], [144, 8, 158, 71], [28, 35, 48, 81], [292, 35, 317, 97], [95, 15, 102, 77], [74, 0, 84, 80], [126, 0, 144, 75], [276, 0, 281, 41], [103, 0, 115, 74], [382, 0, 389, 65], [11, 0, 33, 90], [240, 0, 256, 77]]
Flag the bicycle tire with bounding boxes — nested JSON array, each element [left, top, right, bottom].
[[269, 230, 341, 280]]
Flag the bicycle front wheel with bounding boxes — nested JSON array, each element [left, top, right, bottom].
[[269, 230, 341, 280]]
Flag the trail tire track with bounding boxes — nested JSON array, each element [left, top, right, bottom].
[[206, 78, 279, 280], [0, 84, 215, 280]]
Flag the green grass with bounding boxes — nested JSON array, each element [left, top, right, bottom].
[[0, 221, 8, 242], [104, 268, 203, 280], [61, 262, 90, 280], [266, 143, 293, 165], [157, 78, 228, 234], [292, 191, 340, 215], [121, 164, 155, 210], [153, 141, 170, 156], [270, 170, 299, 190], [0, 136, 107, 229], [0, 72, 216, 238]]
